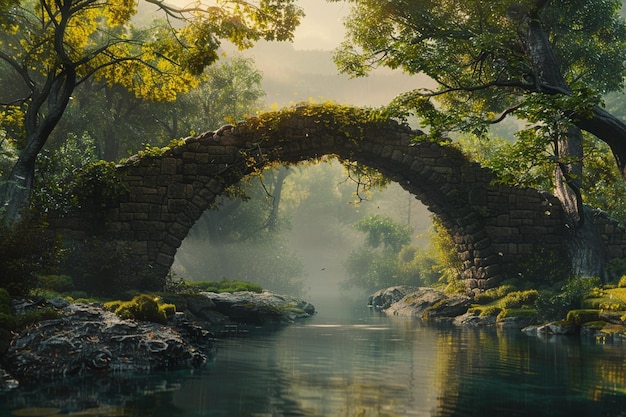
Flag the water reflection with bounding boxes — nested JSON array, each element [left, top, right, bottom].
[[2, 311, 626, 417]]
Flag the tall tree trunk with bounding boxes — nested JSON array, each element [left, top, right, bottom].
[[554, 125, 583, 225], [0, 70, 75, 224], [521, 10, 609, 279]]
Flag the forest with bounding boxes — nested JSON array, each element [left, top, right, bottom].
[[2, 0, 626, 321]]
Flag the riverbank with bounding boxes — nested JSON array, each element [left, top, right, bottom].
[[0, 291, 315, 390], [369, 285, 626, 341]]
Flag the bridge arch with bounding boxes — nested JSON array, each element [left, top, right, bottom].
[[50, 104, 626, 291]]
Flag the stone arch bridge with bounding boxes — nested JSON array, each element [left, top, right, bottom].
[[50, 104, 626, 291]]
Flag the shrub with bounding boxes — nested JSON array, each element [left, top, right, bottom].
[[104, 294, 174, 324], [516, 245, 572, 285], [0, 216, 60, 296], [62, 238, 162, 297], [70, 160, 128, 211], [0, 288, 15, 354], [38, 275, 74, 293], [618, 275, 626, 288], [535, 277, 602, 321]]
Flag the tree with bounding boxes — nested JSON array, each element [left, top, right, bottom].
[[38, 54, 266, 162], [151, 54, 266, 140], [0, 0, 302, 223], [334, 0, 626, 278]]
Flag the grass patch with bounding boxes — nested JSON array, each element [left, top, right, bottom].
[[189, 279, 263, 294], [499, 290, 539, 309], [582, 287, 626, 311]]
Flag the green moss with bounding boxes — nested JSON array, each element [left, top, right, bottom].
[[104, 294, 172, 324], [474, 285, 517, 305], [497, 308, 538, 319], [480, 305, 503, 317], [566, 309, 600, 325], [189, 279, 263, 294], [499, 290, 539, 309]]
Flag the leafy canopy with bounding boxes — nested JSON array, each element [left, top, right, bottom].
[[333, 0, 626, 137], [0, 0, 303, 140]]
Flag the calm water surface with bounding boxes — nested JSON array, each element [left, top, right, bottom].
[[2, 300, 626, 417]]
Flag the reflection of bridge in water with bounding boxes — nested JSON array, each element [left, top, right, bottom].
[[50, 104, 626, 290]]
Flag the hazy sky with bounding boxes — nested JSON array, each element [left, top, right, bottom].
[[291, 0, 349, 50]]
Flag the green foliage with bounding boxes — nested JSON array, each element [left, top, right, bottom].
[[334, 0, 626, 128], [459, 131, 626, 221], [354, 214, 413, 252], [429, 217, 464, 286], [0, 0, 302, 223], [71, 161, 129, 210], [516, 245, 573, 286], [34, 153, 128, 214], [0, 217, 60, 296], [189, 279, 263, 294], [249, 102, 394, 145], [0, 288, 13, 353], [37, 275, 74, 293], [535, 277, 602, 320], [104, 294, 175, 324], [62, 238, 160, 297], [33, 132, 98, 212]]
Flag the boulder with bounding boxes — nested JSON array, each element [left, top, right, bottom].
[[200, 291, 316, 324], [368, 286, 418, 310], [422, 295, 472, 320], [384, 288, 449, 317], [497, 315, 536, 329], [0, 367, 18, 391], [2, 303, 214, 385], [453, 312, 497, 327]]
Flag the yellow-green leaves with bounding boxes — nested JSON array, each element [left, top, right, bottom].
[[105, 0, 137, 26]]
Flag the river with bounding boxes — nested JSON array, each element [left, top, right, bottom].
[[2, 298, 626, 417]]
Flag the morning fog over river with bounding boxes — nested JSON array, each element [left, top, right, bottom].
[[3, 297, 626, 417]]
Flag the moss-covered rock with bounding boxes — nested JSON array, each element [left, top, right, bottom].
[[566, 309, 600, 326], [104, 294, 174, 324]]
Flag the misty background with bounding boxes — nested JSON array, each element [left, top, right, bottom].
[[170, 0, 437, 304]]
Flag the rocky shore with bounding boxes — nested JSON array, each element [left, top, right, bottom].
[[0, 291, 315, 390], [369, 286, 626, 340]]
